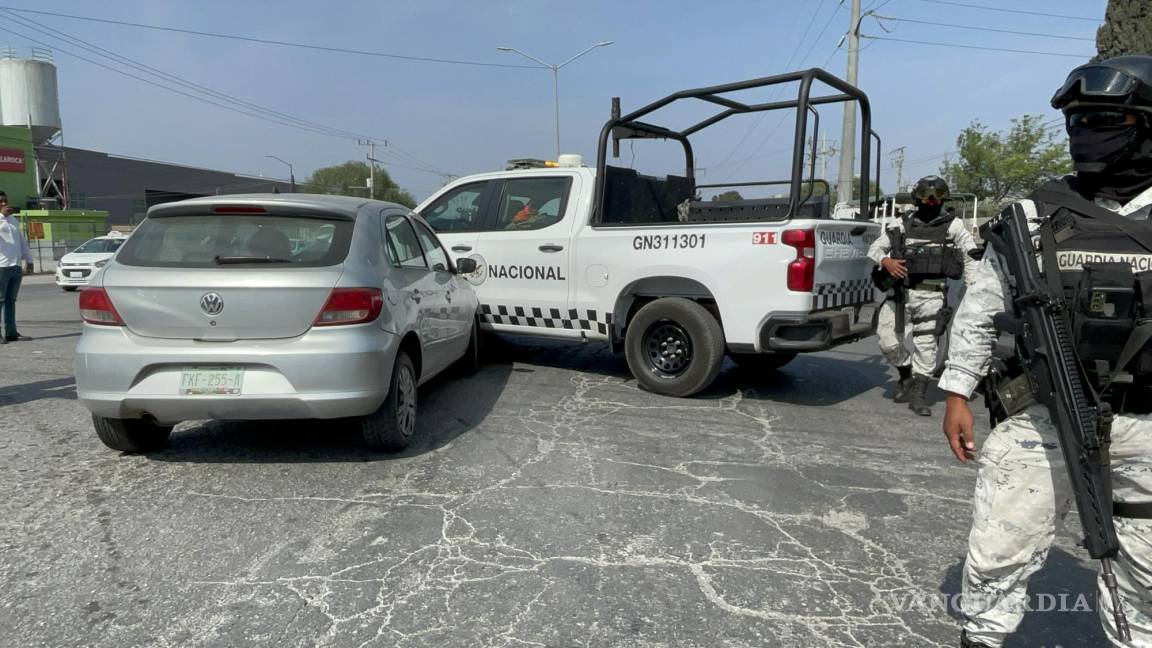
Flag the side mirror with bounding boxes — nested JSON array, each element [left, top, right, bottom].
[[455, 257, 478, 274]]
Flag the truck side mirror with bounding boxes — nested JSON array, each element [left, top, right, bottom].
[[455, 258, 478, 274]]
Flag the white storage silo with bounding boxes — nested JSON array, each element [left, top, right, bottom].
[[0, 50, 61, 144]]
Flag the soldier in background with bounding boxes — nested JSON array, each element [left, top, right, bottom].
[[868, 176, 978, 415]]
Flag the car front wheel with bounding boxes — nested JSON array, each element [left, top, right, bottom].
[[361, 351, 418, 451], [92, 415, 174, 452]]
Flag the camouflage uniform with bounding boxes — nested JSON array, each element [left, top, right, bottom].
[[868, 217, 979, 378], [940, 188, 1152, 647]]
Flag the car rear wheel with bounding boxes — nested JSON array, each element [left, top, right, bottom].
[[729, 352, 797, 372], [92, 415, 174, 452], [625, 298, 725, 397], [361, 351, 418, 451]]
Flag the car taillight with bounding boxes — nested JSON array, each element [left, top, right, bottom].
[[782, 228, 816, 292], [79, 288, 124, 326], [314, 288, 384, 326]]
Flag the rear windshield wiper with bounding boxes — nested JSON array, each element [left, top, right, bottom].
[[214, 255, 293, 264]]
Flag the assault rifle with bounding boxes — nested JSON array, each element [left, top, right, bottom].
[[871, 224, 907, 335], [983, 205, 1130, 641]]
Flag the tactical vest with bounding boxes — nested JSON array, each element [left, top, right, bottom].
[[1032, 179, 1152, 391], [902, 213, 965, 283]]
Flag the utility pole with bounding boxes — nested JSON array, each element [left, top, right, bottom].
[[358, 139, 376, 199], [835, 0, 862, 207], [890, 146, 906, 192], [807, 136, 838, 188]]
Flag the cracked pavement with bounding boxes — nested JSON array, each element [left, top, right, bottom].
[[0, 277, 1109, 647]]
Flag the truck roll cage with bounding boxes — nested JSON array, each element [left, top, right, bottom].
[[593, 67, 879, 224]]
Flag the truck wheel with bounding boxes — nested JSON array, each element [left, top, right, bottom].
[[625, 298, 724, 397], [730, 352, 797, 372], [361, 351, 418, 451], [92, 415, 173, 452]]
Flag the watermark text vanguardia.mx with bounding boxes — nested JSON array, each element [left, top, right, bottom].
[[875, 591, 1096, 615]]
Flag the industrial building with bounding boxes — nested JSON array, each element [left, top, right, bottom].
[[0, 48, 290, 269]]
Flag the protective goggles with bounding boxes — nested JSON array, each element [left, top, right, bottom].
[[1052, 66, 1152, 109], [912, 185, 948, 203]]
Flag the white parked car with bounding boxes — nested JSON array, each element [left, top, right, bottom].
[[56, 232, 128, 291]]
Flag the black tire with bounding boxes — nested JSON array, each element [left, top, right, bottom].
[[361, 351, 418, 451], [62, 286, 78, 292], [92, 415, 173, 452], [729, 352, 797, 372], [454, 316, 482, 376], [624, 297, 725, 397]]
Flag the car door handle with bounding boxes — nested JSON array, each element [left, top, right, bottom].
[[451, 245, 472, 252], [538, 244, 564, 253]]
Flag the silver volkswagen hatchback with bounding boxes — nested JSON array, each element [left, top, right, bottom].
[[74, 194, 480, 452]]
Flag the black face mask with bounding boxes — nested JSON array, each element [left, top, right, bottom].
[[915, 202, 943, 222], [1069, 123, 1152, 202]]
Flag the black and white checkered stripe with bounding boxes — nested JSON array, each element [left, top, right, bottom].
[[811, 278, 877, 311], [480, 304, 612, 335]]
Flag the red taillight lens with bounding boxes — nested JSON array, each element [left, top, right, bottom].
[[314, 288, 384, 326], [78, 288, 124, 326], [783, 228, 816, 292]]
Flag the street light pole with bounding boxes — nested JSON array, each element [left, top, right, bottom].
[[498, 41, 613, 159], [265, 155, 295, 192]]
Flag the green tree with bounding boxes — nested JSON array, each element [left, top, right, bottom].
[[1096, 0, 1152, 61], [941, 115, 1071, 207], [304, 161, 416, 208], [710, 190, 744, 201]]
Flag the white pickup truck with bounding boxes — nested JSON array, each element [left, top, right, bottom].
[[418, 69, 883, 397]]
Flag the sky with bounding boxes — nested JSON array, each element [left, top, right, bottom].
[[0, 0, 1108, 202]]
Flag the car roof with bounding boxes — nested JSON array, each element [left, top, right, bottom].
[[147, 193, 411, 219]]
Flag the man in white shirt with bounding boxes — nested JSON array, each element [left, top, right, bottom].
[[0, 191, 35, 344]]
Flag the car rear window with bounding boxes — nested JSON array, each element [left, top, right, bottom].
[[116, 214, 354, 268]]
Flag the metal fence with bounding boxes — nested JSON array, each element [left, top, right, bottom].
[[23, 222, 109, 273]]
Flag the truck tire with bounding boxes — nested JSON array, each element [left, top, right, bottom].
[[729, 352, 797, 373], [92, 415, 173, 452], [361, 351, 417, 451], [625, 298, 725, 397]]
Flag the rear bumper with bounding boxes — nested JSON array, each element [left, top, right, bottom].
[[74, 324, 398, 423], [758, 304, 877, 353]]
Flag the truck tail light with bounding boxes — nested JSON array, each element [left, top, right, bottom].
[[782, 228, 816, 292], [79, 288, 125, 326], [314, 288, 384, 326]]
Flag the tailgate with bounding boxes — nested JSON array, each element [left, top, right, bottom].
[[810, 220, 880, 311]]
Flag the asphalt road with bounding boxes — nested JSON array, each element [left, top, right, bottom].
[[0, 275, 1106, 647]]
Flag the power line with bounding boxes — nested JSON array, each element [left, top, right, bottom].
[[874, 15, 1095, 41], [0, 16, 452, 177], [862, 35, 1092, 58], [722, 1, 847, 179], [901, 0, 1101, 22], [711, 0, 830, 170], [0, 6, 540, 69]]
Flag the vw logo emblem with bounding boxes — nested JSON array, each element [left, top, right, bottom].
[[200, 292, 224, 316]]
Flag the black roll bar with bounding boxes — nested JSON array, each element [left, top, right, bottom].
[[594, 67, 873, 224]]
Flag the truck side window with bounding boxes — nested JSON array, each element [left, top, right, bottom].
[[421, 181, 489, 232], [383, 214, 427, 269], [411, 220, 450, 273], [494, 177, 572, 231]]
